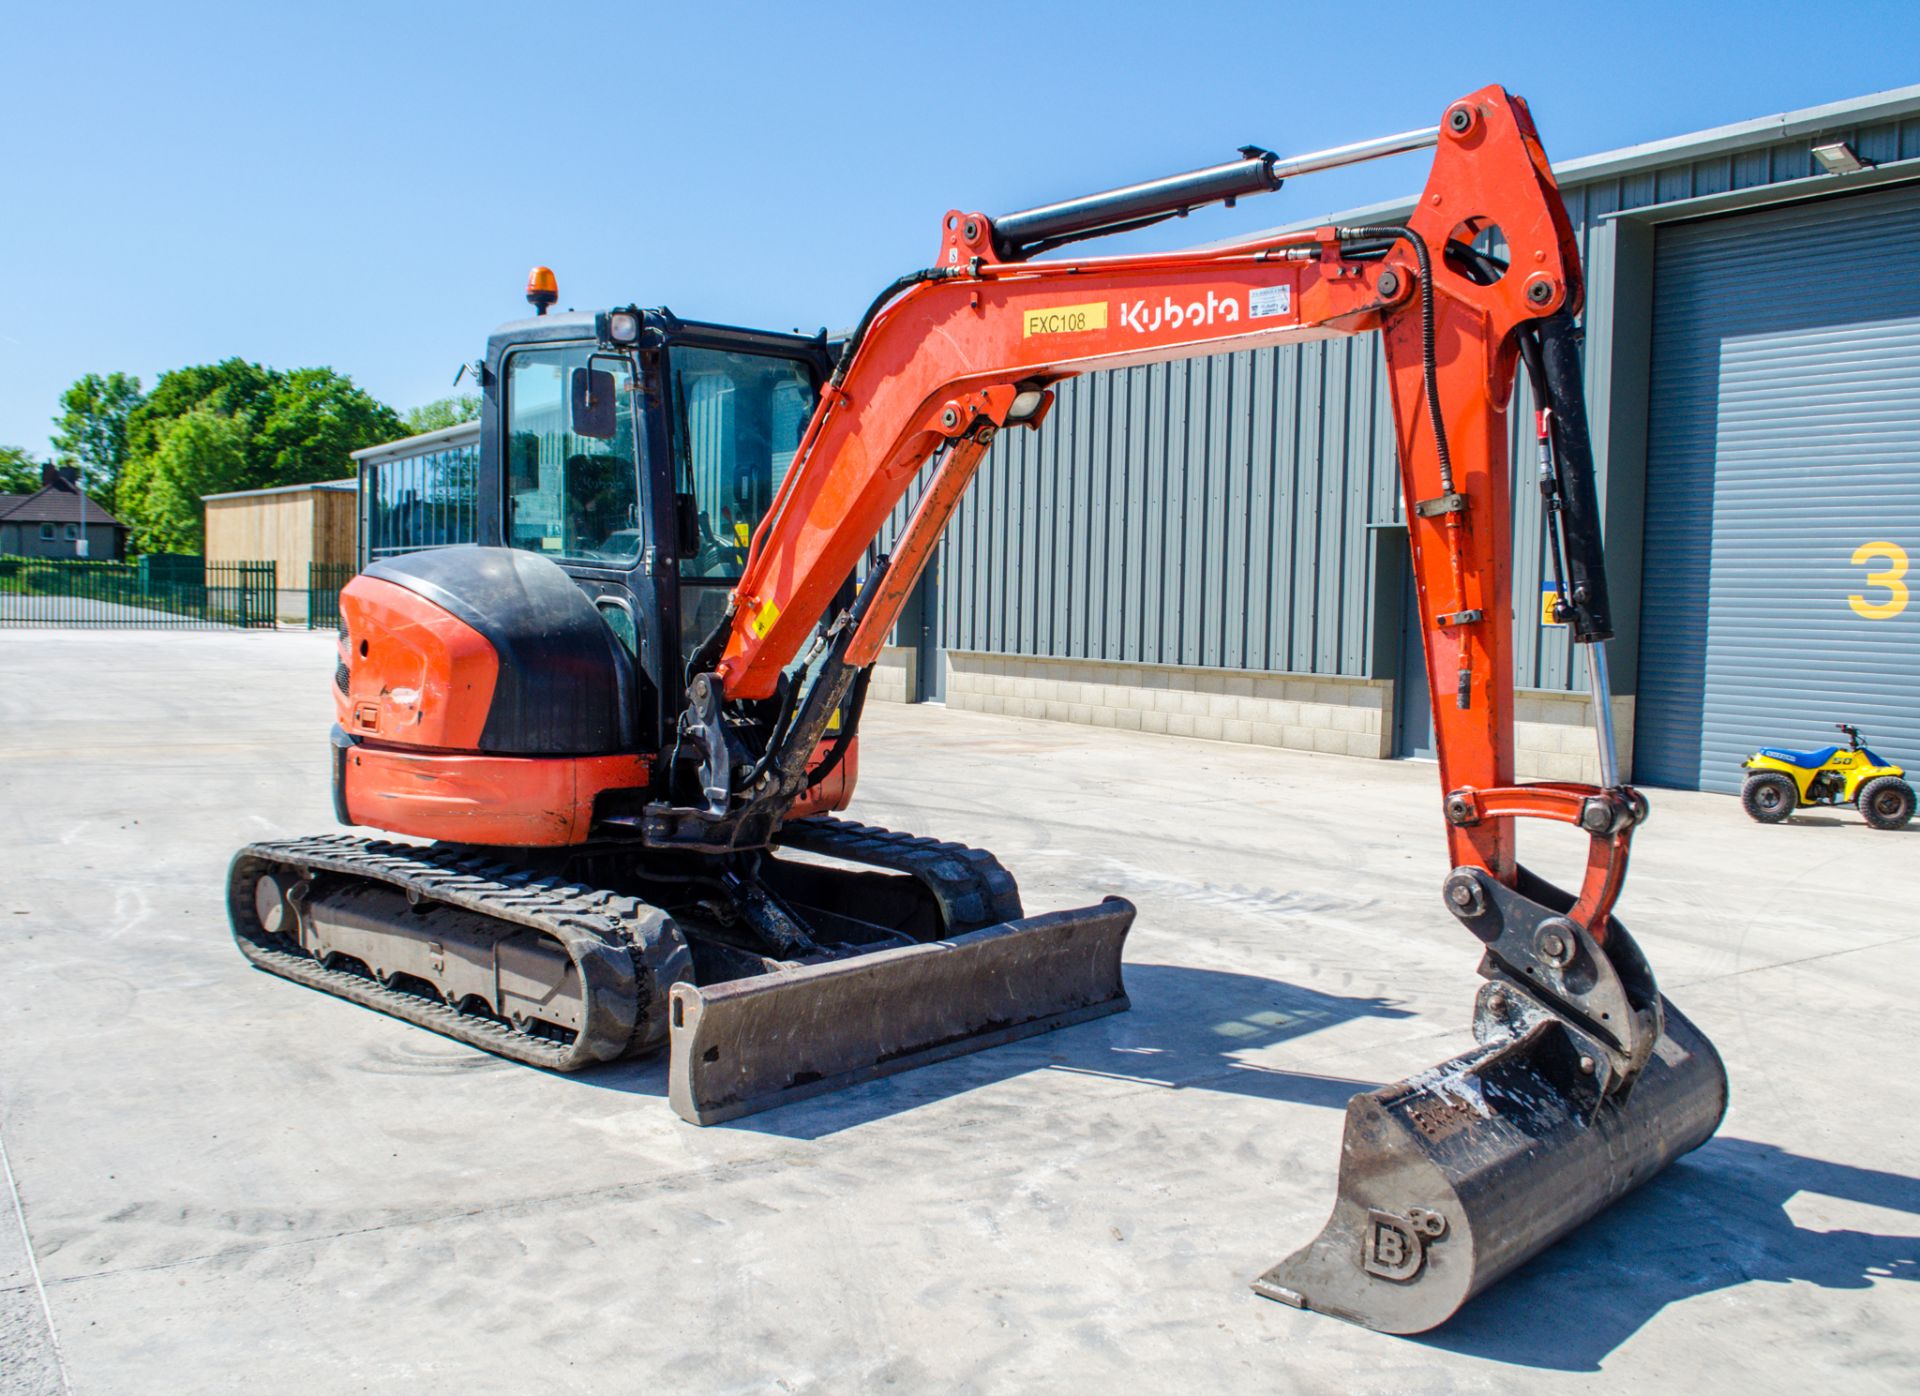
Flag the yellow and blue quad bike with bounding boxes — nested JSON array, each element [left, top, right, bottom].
[[1741, 724, 1916, 829]]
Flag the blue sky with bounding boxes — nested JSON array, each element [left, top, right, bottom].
[[2, 0, 1915, 455]]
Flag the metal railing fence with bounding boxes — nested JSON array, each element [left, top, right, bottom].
[[0, 556, 278, 629], [307, 562, 355, 630]]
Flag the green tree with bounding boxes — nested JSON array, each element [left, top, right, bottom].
[[118, 408, 250, 554], [255, 368, 403, 486], [113, 359, 403, 553], [402, 394, 482, 435], [52, 371, 144, 508], [124, 358, 280, 480], [0, 445, 41, 495]]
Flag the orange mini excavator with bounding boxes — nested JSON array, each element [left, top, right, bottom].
[[229, 87, 1726, 1333]]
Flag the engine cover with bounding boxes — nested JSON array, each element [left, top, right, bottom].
[[337, 547, 635, 756], [329, 548, 648, 846]]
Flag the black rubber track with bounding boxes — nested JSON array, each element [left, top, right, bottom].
[[229, 822, 1028, 1073], [228, 835, 690, 1070], [775, 817, 1023, 931]]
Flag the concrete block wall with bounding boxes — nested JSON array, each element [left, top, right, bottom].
[[865, 648, 1635, 785], [936, 650, 1390, 759], [1515, 690, 1636, 786], [867, 645, 917, 705]]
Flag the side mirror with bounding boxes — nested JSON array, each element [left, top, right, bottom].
[[675, 492, 701, 557], [571, 367, 618, 440]]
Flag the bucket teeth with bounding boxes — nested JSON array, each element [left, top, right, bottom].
[[1253, 995, 1727, 1334]]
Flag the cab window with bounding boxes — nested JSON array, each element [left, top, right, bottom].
[[670, 346, 815, 583], [668, 345, 814, 662], [504, 345, 642, 565]]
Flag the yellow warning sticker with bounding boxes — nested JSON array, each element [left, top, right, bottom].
[[749, 598, 781, 639], [1541, 581, 1565, 627], [1023, 301, 1108, 337]]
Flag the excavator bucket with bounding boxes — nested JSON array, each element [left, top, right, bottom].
[[1253, 988, 1728, 1333], [668, 899, 1134, 1124]]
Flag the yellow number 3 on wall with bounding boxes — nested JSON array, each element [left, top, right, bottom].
[[1849, 541, 1910, 620]]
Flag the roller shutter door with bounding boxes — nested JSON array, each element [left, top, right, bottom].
[[1635, 181, 1920, 792]]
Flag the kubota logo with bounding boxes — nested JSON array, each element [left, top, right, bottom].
[[1119, 290, 1242, 334]]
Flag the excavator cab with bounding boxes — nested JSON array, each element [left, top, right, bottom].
[[477, 308, 834, 751]]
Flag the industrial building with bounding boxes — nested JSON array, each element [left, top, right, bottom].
[[876, 83, 1920, 793], [354, 85, 1920, 794]]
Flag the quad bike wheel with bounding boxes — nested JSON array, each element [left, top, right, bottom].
[[1741, 772, 1798, 824], [1857, 775, 1917, 831]]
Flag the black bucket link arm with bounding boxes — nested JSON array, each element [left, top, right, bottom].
[[1443, 863, 1663, 1093]]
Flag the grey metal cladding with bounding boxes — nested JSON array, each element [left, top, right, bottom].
[[923, 97, 1920, 691], [1635, 179, 1920, 793], [937, 340, 1396, 676]]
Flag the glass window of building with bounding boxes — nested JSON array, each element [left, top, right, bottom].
[[365, 440, 479, 562]]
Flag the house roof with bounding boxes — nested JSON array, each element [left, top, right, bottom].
[[0, 479, 127, 528]]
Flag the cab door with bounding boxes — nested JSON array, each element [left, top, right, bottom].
[[661, 337, 824, 673], [489, 333, 667, 742]]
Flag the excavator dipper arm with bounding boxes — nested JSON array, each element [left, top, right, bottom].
[[649, 85, 1726, 1332]]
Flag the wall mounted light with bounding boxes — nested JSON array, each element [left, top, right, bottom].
[[1812, 141, 1870, 174]]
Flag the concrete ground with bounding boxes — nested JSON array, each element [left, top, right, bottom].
[[1, 629, 1915, 1395], [0, 597, 192, 626], [0, 596, 241, 627]]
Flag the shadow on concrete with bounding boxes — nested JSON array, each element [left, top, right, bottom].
[[568, 962, 1410, 1138], [1417, 1136, 1920, 1371], [560, 970, 1918, 1366], [1782, 814, 1918, 833]]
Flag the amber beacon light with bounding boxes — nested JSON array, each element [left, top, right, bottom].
[[526, 266, 558, 315]]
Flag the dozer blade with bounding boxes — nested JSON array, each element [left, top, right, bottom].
[[667, 897, 1134, 1125], [1253, 991, 1727, 1334]]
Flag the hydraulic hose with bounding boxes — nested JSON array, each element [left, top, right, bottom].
[[1340, 224, 1454, 495], [830, 269, 954, 389], [804, 665, 872, 792]]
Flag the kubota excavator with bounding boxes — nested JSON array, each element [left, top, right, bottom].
[[228, 86, 1727, 1333]]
